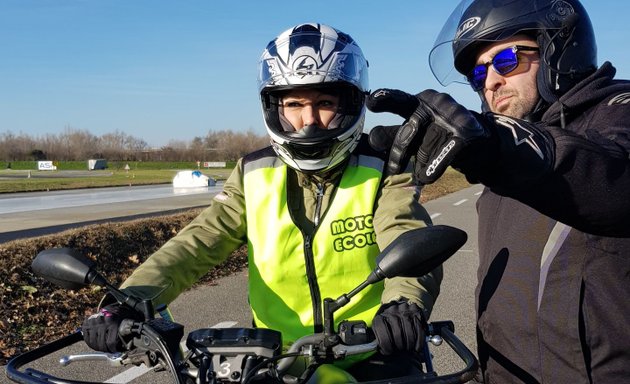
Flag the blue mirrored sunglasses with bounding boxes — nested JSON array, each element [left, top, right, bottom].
[[467, 45, 539, 91]]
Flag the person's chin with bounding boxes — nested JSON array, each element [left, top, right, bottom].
[[493, 96, 512, 113]]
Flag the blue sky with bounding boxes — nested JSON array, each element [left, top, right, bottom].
[[1, 1, 628, 147]]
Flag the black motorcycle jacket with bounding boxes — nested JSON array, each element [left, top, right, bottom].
[[475, 62, 630, 383]]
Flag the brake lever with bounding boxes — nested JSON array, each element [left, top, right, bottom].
[[59, 351, 125, 367], [331, 339, 378, 359]]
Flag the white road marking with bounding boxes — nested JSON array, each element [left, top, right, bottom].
[[430, 212, 442, 219], [211, 321, 238, 328], [105, 365, 151, 383], [453, 199, 468, 206]]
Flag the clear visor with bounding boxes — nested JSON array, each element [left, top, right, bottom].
[[429, 0, 543, 87], [264, 83, 364, 135], [429, 0, 475, 87]]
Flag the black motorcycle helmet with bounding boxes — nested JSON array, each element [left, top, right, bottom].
[[430, 0, 597, 106]]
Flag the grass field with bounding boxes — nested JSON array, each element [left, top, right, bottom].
[[0, 160, 237, 171], [0, 168, 235, 193], [0, 163, 470, 196]]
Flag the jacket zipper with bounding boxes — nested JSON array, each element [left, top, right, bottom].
[[303, 234, 323, 333], [304, 181, 325, 333], [313, 182, 324, 227]]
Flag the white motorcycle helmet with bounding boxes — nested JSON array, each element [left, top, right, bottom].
[[258, 23, 369, 173]]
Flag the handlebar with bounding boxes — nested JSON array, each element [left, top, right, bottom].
[[6, 331, 88, 384], [429, 323, 478, 384], [14, 229, 476, 384], [6, 320, 478, 384]]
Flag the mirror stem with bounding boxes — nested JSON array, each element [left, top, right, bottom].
[[106, 284, 155, 320], [323, 279, 370, 337]]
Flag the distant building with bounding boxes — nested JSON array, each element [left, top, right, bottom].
[[88, 159, 107, 170]]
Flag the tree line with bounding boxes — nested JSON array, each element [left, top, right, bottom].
[[0, 127, 270, 162]]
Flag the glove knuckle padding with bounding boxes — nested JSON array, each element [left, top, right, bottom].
[[387, 114, 426, 175], [422, 90, 479, 140], [397, 117, 422, 146], [367, 89, 431, 176]]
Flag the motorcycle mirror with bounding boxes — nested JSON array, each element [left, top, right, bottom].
[[367, 225, 467, 284], [326, 225, 467, 321], [32, 248, 109, 290]]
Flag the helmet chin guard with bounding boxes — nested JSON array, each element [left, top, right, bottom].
[[258, 23, 369, 173]]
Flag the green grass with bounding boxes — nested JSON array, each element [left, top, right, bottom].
[[0, 160, 237, 193], [0, 168, 235, 193], [0, 160, 237, 171], [0, 160, 471, 198]]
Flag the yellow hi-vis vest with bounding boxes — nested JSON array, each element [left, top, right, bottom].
[[243, 151, 384, 345]]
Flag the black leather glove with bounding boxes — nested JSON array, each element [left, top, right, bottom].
[[82, 303, 143, 353], [372, 300, 426, 356], [369, 88, 555, 187], [368, 88, 490, 184], [367, 88, 422, 177]]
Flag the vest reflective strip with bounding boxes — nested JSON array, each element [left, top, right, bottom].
[[243, 154, 384, 344]]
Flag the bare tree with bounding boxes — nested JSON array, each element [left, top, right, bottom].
[[204, 129, 268, 161], [0, 132, 39, 161], [99, 131, 127, 159], [123, 134, 148, 160], [50, 126, 99, 160], [98, 131, 148, 160], [0, 128, 267, 163], [162, 139, 189, 161], [189, 136, 206, 163]]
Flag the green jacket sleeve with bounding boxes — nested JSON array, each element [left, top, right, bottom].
[[119, 160, 248, 306], [373, 171, 443, 318]]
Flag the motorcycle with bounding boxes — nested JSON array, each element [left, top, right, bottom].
[[6, 225, 478, 384]]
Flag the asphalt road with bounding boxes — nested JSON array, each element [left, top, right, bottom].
[[2, 184, 484, 383], [0, 184, 223, 242]]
